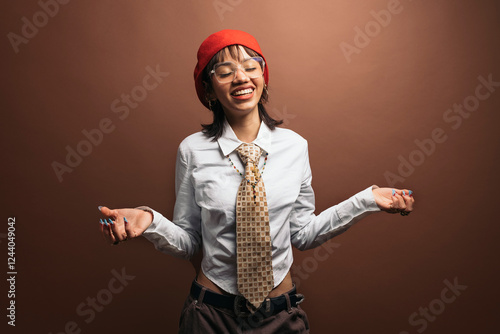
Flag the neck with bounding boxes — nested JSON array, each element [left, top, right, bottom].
[[226, 109, 261, 143]]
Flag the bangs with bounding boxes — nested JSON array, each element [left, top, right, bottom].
[[214, 45, 260, 63]]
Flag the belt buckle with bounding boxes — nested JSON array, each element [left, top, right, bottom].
[[234, 295, 256, 318], [295, 293, 305, 305]]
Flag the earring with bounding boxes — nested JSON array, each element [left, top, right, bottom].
[[208, 99, 217, 111], [261, 84, 269, 103], [205, 94, 212, 110]]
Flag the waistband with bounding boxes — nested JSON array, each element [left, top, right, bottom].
[[190, 279, 305, 317]]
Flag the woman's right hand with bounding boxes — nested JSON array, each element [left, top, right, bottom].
[[98, 206, 153, 245]]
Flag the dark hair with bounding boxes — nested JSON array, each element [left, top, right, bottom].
[[201, 45, 282, 140]]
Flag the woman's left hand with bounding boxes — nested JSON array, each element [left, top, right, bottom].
[[372, 187, 414, 216]]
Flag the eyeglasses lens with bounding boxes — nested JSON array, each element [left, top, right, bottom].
[[213, 58, 264, 83]]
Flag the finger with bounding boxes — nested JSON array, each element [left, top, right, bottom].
[[386, 190, 399, 213], [396, 193, 406, 211], [108, 217, 129, 242], [391, 189, 407, 210], [116, 216, 131, 240], [391, 189, 400, 209], [99, 206, 118, 219], [388, 191, 404, 212], [99, 220, 107, 242], [402, 189, 414, 212], [100, 219, 117, 244], [123, 217, 138, 239]]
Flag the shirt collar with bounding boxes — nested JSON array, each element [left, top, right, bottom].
[[217, 118, 272, 156]]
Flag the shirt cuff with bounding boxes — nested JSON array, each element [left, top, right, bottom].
[[135, 206, 192, 258], [135, 206, 162, 234], [335, 185, 381, 224]]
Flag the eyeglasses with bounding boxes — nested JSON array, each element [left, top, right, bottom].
[[210, 57, 265, 83]]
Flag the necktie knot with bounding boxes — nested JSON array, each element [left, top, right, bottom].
[[237, 143, 262, 166]]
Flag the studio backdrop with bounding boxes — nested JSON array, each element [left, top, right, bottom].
[[2, 0, 500, 333]]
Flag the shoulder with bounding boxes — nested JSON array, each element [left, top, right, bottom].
[[269, 127, 309, 161], [272, 127, 308, 148], [179, 131, 213, 152], [177, 131, 218, 162]]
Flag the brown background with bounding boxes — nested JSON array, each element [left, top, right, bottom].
[[2, 0, 500, 333]]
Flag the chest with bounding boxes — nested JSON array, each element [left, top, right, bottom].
[[190, 150, 303, 215]]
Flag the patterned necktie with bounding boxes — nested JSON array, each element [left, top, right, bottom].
[[236, 143, 274, 310]]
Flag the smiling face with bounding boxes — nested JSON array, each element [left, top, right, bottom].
[[208, 46, 265, 122]]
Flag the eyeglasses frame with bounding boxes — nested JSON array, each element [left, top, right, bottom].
[[209, 56, 266, 83]]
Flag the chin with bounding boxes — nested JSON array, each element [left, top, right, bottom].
[[235, 102, 260, 113], [223, 104, 259, 118]]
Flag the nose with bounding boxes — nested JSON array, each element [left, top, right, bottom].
[[233, 66, 250, 83]]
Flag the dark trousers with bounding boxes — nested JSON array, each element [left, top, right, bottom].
[[178, 283, 310, 334]]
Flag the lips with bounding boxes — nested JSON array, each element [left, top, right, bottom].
[[232, 88, 254, 96], [231, 86, 255, 98]]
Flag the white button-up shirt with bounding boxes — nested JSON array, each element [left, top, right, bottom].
[[142, 120, 380, 295]]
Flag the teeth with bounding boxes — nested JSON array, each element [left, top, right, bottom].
[[232, 88, 253, 96]]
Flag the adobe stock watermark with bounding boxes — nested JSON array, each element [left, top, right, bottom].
[[213, 0, 244, 21], [271, 105, 296, 127], [399, 277, 467, 334], [384, 73, 499, 187], [292, 241, 340, 289], [7, 0, 72, 54], [51, 64, 169, 183], [339, 0, 419, 64], [48, 267, 135, 334]]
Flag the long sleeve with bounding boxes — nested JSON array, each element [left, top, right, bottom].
[[141, 144, 202, 260], [290, 144, 381, 251]]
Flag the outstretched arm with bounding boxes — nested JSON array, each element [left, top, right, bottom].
[[290, 143, 415, 251]]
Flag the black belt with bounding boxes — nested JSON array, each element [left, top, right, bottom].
[[190, 280, 305, 317]]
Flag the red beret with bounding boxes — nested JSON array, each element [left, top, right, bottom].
[[193, 29, 269, 109]]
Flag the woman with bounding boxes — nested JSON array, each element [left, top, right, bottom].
[[98, 29, 415, 333]]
